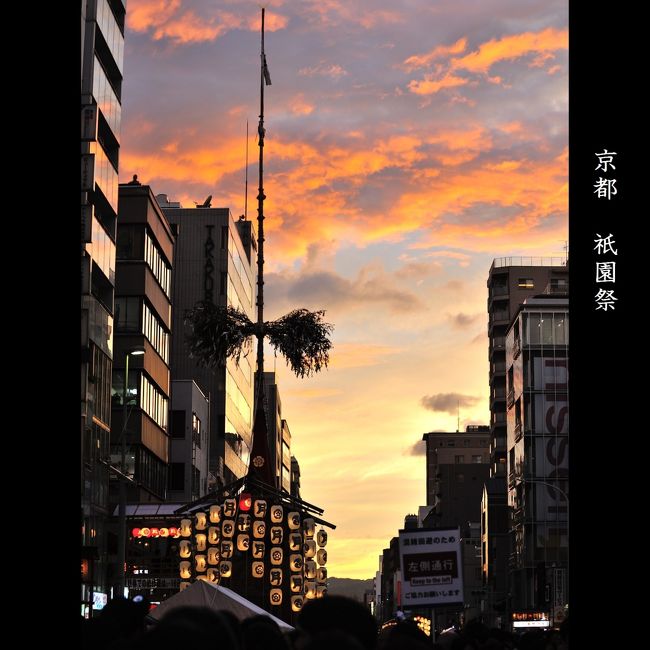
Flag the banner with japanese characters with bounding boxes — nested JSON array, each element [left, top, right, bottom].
[[398, 527, 463, 607]]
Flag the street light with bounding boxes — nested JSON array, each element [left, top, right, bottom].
[[117, 347, 144, 598], [527, 479, 569, 624]]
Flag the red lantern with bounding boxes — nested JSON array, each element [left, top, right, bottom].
[[239, 493, 252, 512], [131, 528, 140, 538], [150, 528, 160, 538], [169, 527, 178, 537]]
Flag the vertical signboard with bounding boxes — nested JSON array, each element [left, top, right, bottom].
[[398, 528, 463, 607]]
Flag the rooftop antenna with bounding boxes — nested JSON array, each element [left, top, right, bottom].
[[244, 120, 249, 219]]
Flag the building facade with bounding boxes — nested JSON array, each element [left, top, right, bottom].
[[168, 380, 210, 504], [505, 295, 569, 623], [81, 0, 127, 616], [159, 197, 256, 490]]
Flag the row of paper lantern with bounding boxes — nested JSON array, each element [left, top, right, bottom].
[[132, 527, 181, 539]]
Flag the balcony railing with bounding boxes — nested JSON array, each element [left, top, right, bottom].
[[491, 256, 567, 271]]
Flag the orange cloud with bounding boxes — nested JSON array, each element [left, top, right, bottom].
[[289, 94, 315, 115], [407, 72, 469, 95], [402, 37, 468, 71]]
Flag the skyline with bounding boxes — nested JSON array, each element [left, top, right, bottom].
[[119, 0, 568, 578]]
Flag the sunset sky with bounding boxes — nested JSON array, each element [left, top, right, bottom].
[[119, 0, 568, 579]]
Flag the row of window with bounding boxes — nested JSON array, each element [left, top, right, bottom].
[[225, 369, 252, 427], [145, 230, 171, 298], [114, 297, 170, 364], [228, 231, 252, 306], [140, 374, 168, 431], [143, 302, 169, 364], [90, 344, 112, 426], [439, 439, 489, 448]]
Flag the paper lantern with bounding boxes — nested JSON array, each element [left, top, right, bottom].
[[131, 528, 140, 538], [270, 547, 283, 565], [179, 540, 192, 558], [237, 514, 251, 532], [289, 533, 302, 552], [253, 500, 267, 518], [179, 561, 191, 579], [219, 560, 232, 578], [208, 548, 220, 565], [239, 493, 252, 512], [317, 585, 327, 598], [305, 560, 317, 579], [223, 498, 237, 518], [317, 549, 327, 565], [303, 518, 315, 538], [180, 519, 192, 537], [253, 520, 266, 539], [195, 555, 207, 572], [288, 512, 301, 530], [270, 505, 283, 523], [237, 534, 250, 552], [195, 512, 207, 531], [252, 561, 265, 578], [222, 520, 235, 538], [150, 528, 160, 538], [209, 505, 222, 524], [305, 581, 317, 599], [169, 527, 180, 538], [270, 526, 283, 545], [316, 529, 328, 547], [252, 541, 265, 559], [317, 567, 327, 582], [304, 540, 317, 559], [290, 575, 304, 592], [208, 527, 220, 545], [206, 568, 220, 583], [269, 589, 283, 606], [159, 528, 169, 537], [290, 554, 303, 572], [221, 540, 233, 559], [195, 534, 207, 552], [179, 581, 191, 591], [291, 595, 304, 612], [140, 527, 151, 538], [269, 568, 283, 586]]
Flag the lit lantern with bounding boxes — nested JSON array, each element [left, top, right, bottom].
[[305, 581, 317, 599], [208, 548, 220, 565], [159, 528, 169, 537], [179, 540, 192, 558], [270, 526, 283, 545], [151, 528, 160, 538], [316, 529, 328, 547], [179, 561, 191, 579], [317, 585, 327, 598], [304, 540, 317, 558], [290, 575, 304, 592], [169, 527, 180, 538], [222, 520, 235, 538], [206, 568, 220, 583], [303, 518, 315, 538], [317, 567, 327, 582], [132, 528, 140, 538], [289, 533, 302, 552], [270, 505, 283, 523], [221, 540, 234, 559], [305, 560, 317, 579], [291, 595, 303, 612], [317, 549, 327, 565], [290, 554, 303, 572], [252, 541, 265, 559], [140, 527, 151, 538], [239, 492, 252, 512], [180, 519, 192, 537], [269, 567, 283, 586], [237, 514, 251, 532], [252, 561, 265, 578], [209, 505, 222, 524], [219, 560, 232, 578], [253, 520, 266, 539], [208, 527, 220, 545], [236, 534, 250, 551], [195, 534, 207, 552], [223, 498, 237, 518], [195, 555, 207, 572], [270, 547, 283, 565], [196, 575, 209, 583], [195, 512, 207, 530], [288, 512, 301, 530], [180, 581, 191, 591], [269, 589, 283, 606], [254, 500, 267, 518]]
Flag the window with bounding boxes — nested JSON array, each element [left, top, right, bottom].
[[518, 278, 534, 289], [170, 410, 186, 438], [140, 374, 169, 431], [550, 278, 568, 293], [192, 413, 201, 448], [463, 439, 470, 447], [472, 455, 483, 463], [142, 302, 169, 363], [114, 296, 140, 332], [144, 230, 171, 297], [447, 440, 455, 447], [455, 455, 465, 464]]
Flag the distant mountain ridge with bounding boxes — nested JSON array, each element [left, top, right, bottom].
[[327, 577, 374, 602]]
